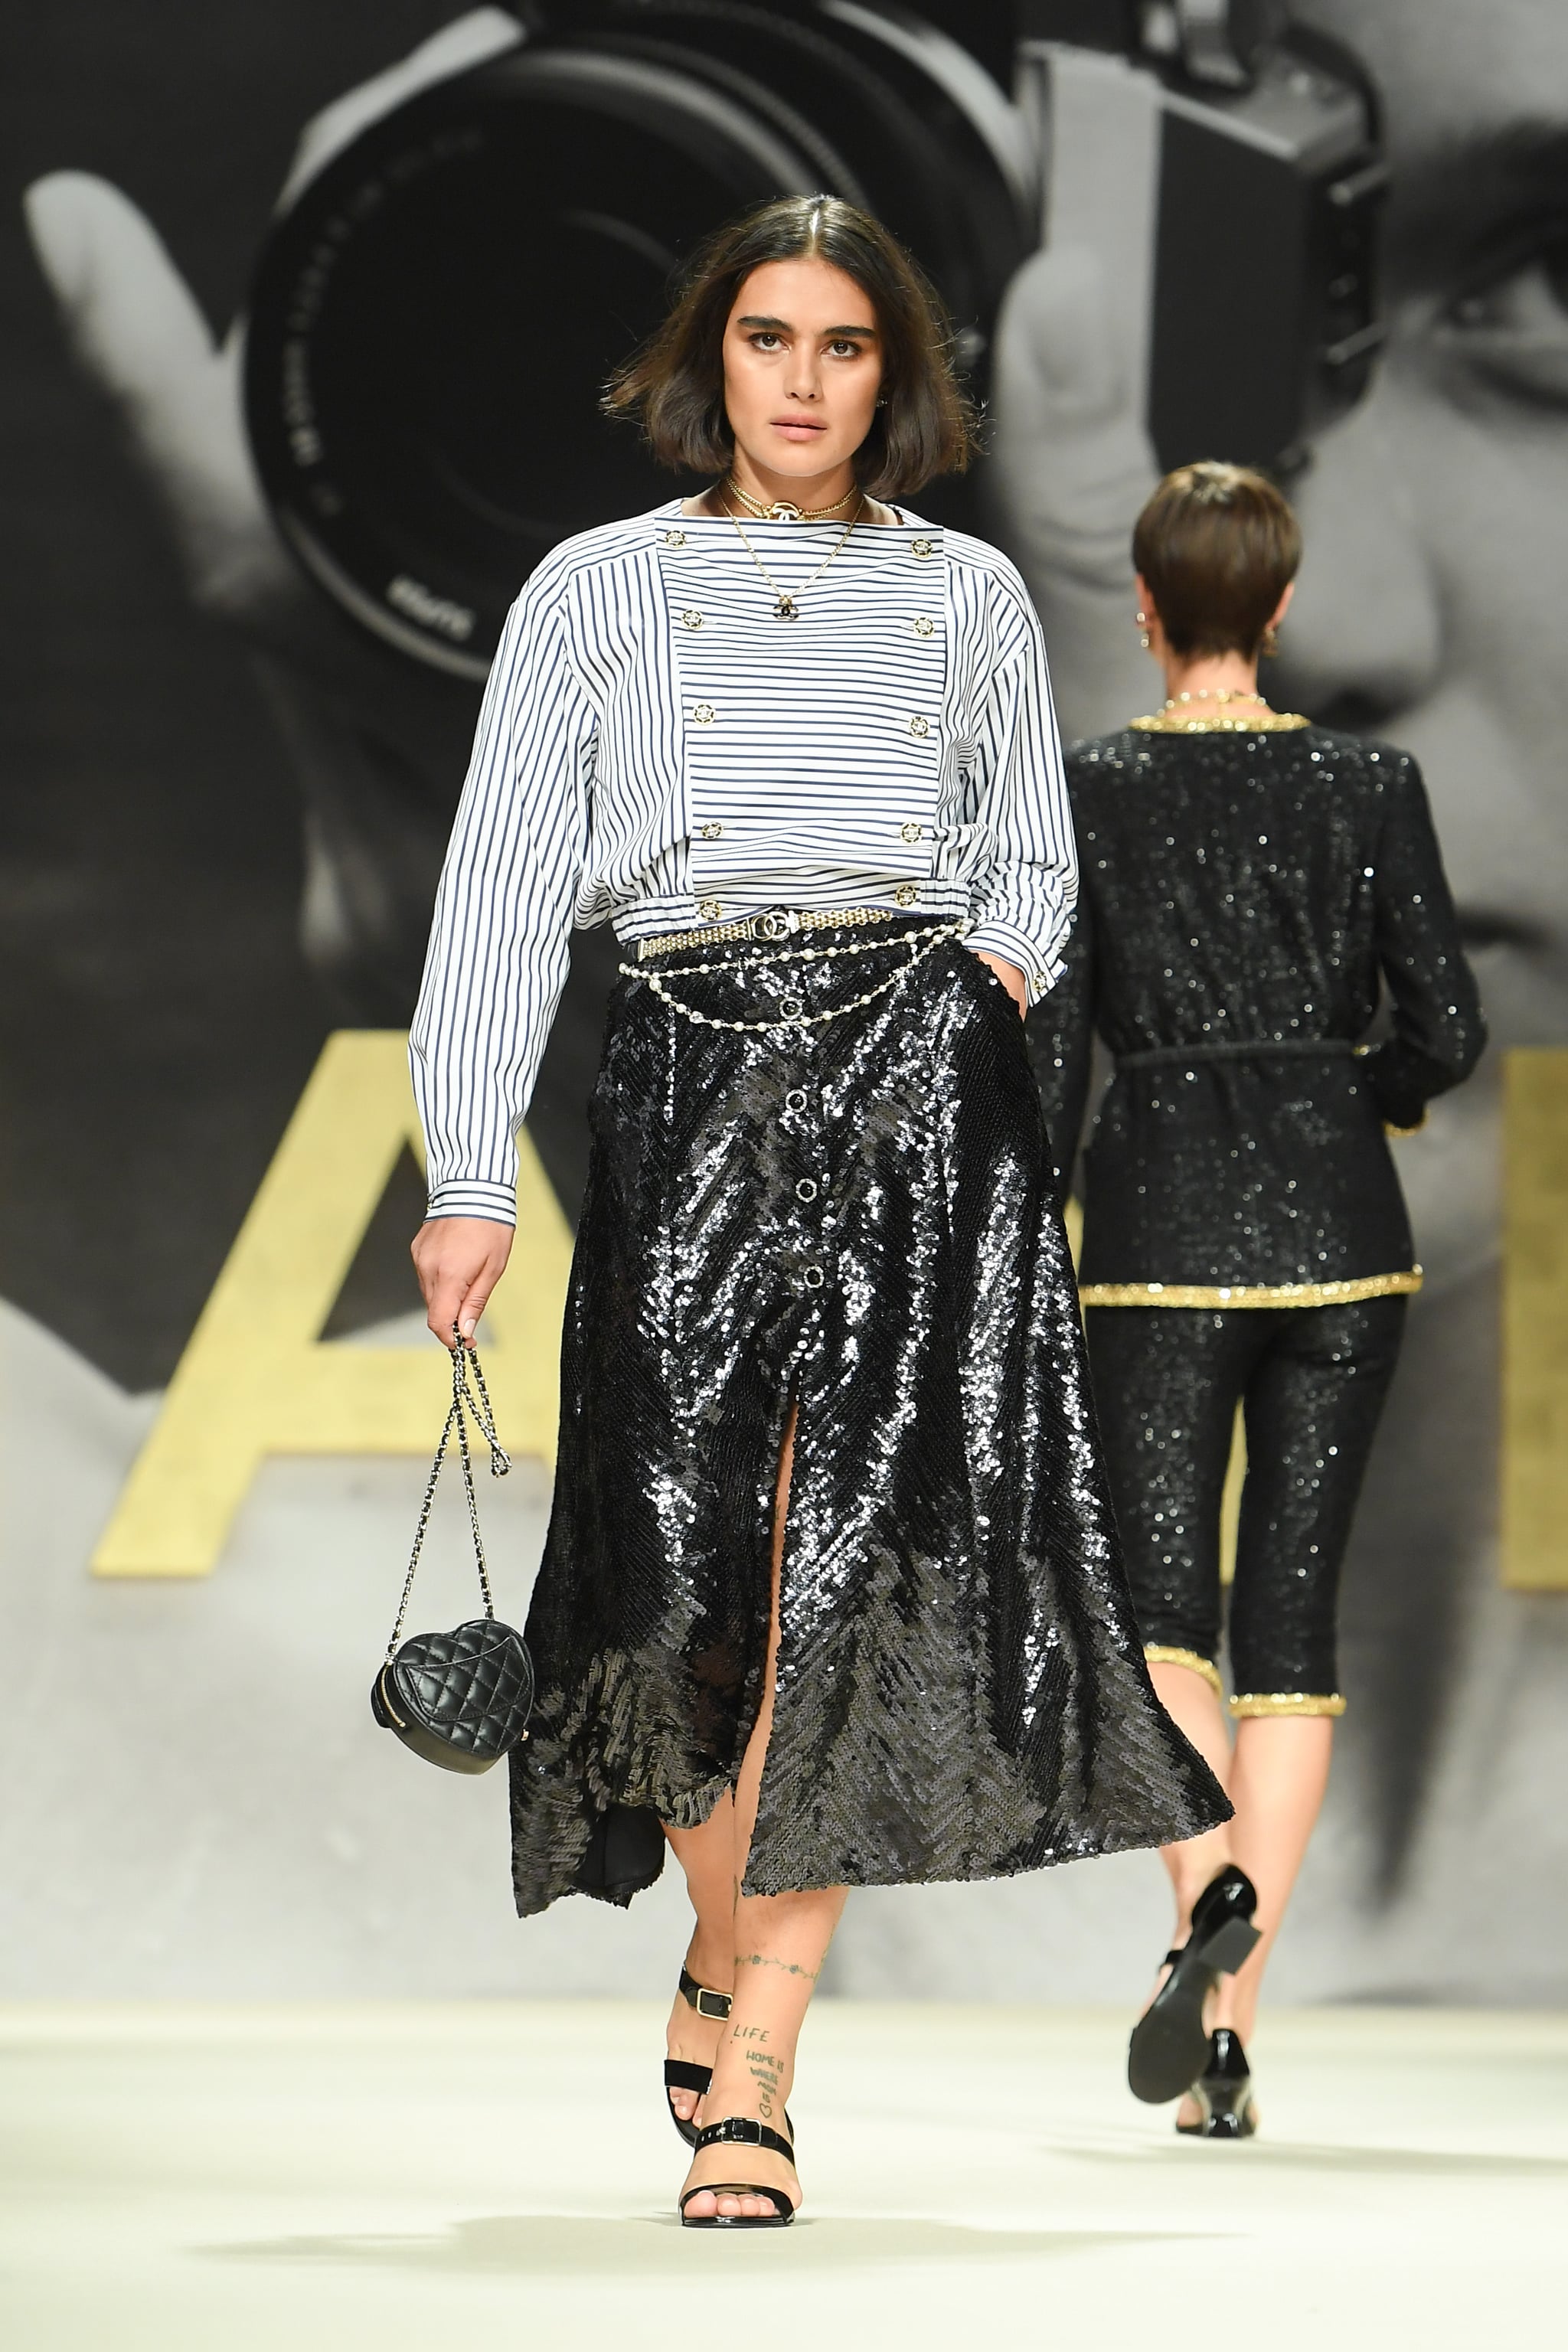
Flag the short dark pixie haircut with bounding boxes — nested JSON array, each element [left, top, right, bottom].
[[605, 194, 978, 498], [1133, 462, 1302, 658]]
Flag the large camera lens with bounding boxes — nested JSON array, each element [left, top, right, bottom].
[[243, 5, 1034, 675]]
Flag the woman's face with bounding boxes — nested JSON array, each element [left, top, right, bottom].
[[720, 256, 884, 489], [1281, 0, 1568, 1282]]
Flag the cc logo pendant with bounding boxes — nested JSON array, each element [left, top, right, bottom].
[[775, 595, 799, 622], [769, 502, 802, 521]]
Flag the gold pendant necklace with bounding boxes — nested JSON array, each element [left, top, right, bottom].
[[725, 494, 864, 621], [725, 473, 859, 524]]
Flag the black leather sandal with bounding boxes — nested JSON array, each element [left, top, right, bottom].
[[664, 1965, 731, 2147], [1127, 1864, 1262, 2104], [1176, 2027, 1258, 2139], [678, 2116, 798, 2229]]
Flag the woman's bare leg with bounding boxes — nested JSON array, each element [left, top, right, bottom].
[[1147, 1664, 1333, 2121], [662, 1799, 740, 2129], [1148, 1661, 1235, 1922], [1214, 1717, 1334, 2042], [680, 1407, 848, 2220]]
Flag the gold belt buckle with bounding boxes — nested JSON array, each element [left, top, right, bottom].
[[753, 911, 794, 942]]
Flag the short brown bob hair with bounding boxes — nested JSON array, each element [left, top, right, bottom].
[[1132, 462, 1302, 658], [605, 194, 978, 499]]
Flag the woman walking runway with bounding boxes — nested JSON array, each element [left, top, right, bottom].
[[410, 197, 1227, 2225], [1033, 462, 1485, 2136]]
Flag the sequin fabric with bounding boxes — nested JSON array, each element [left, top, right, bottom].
[[509, 916, 1230, 1915], [1027, 727, 1486, 1290], [1085, 1297, 1407, 1697]]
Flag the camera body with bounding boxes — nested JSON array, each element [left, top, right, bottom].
[[1021, 2, 1387, 474], [243, 2, 1384, 674]]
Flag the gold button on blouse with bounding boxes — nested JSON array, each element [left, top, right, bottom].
[[912, 537, 933, 558], [665, 529, 686, 547], [697, 898, 722, 920], [909, 715, 930, 738], [692, 703, 716, 726], [681, 609, 703, 629], [699, 822, 723, 839], [913, 616, 935, 637], [895, 884, 918, 907], [900, 821, 922, 842]]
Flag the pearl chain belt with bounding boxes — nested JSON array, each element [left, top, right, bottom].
[[622, 914, 970, 1037]]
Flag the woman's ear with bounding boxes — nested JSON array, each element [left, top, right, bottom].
[[1271, 580, 1296, 629]]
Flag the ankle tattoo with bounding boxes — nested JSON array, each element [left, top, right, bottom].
[[734, 1953, 820, 1982]]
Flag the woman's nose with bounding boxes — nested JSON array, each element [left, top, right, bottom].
[[783, 351, 822, 403], [1275, 389, 1443, 729]]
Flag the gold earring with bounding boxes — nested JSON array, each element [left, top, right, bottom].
[[1261, 625, 1280, 658], [1136, 609, 1152, 651]]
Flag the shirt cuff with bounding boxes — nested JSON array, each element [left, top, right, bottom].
[[424, 1178, 519, 1227], [965, 916, 1064, 1008]]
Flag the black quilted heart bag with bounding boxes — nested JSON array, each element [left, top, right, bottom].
[[371, 1334, 534, 1774]]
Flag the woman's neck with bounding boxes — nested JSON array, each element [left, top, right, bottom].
[[1158, 652, 1266, 707], [724, 449, 861, 515]]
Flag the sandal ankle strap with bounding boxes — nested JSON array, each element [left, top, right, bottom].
[[694, 2114, 795, 2165], [678, 1965, 732, 2020]]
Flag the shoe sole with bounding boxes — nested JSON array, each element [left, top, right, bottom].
[[1126, 1915, 1261, 2104]]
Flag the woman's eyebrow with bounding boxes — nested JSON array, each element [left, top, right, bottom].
[[734, 314, 879, 338], [1393, 120, 1568, 253]]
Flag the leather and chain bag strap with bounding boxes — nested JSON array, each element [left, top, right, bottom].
[[370, 1331, 535, 1775]]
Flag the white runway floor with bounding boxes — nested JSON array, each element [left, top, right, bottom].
[[3, 2002, 1565, 2351]]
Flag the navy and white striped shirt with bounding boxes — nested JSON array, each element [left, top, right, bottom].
[[412, 497, 1076, 1223]]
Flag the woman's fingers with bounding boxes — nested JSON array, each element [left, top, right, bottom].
[[411, 1217, 514, 1347], [990, 243, 1160, 738], [278, 10, 524, 209]]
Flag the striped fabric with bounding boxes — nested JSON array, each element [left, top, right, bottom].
[[412, 498, 1076, 1224]]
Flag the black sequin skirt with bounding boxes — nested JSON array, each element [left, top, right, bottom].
[[509, 914, 1229, 1915]]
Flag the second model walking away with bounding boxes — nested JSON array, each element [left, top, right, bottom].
[[1032, 462, 1485, 2138], [409, 197, 1227, 2228]]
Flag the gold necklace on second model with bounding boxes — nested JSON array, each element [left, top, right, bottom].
[[722, 482, 864, 621]]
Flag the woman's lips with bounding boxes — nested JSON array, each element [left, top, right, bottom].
[[771, 419, 826, 439]]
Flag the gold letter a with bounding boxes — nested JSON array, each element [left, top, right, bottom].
[[92, 1031, 573, 1577]]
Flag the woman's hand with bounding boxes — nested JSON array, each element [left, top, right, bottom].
[[973, 951, 1028, 1016], [410, 1217, 514, 1348]]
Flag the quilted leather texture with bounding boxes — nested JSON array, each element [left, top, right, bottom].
[[376, 1617, 534, 1773]]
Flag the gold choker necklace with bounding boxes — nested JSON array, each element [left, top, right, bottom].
[[1162, 688, 1269, 710], [725, 475, 860, 524]]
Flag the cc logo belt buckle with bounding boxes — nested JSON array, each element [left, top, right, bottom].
[[755, 911, 791, 941]]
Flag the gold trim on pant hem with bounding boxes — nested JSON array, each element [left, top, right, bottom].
[[1080, 1269, 1423, 1309], [1229, 1691, 1347, 1718], [1144, 1645, 1223, 1697]]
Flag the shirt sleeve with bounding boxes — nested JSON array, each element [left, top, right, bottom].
[[962, 577, 1079, 1004], [410, 571, 596, 1226], [1361, 749, 1487, 1132]]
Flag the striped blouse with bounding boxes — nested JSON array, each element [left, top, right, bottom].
[[412, 497, 1076, 1223]]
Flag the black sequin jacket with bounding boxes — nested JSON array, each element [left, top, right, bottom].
[[1027, 723, 1486, 1303]]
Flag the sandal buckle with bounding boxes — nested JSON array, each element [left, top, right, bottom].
[[694, 1987, 730, 2019]]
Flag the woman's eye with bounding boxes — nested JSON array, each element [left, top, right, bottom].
[[1439, 230, 1568, 402], [748, 332, 782, 351], [827, 339, 862, 358]]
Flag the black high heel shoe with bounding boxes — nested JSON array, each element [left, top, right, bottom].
[[1176, 2027, 1258, 2139], [1127, 1864, 1262, 2104], [664, 1965, 730, 2147], [678, 2116, 798, 2230]]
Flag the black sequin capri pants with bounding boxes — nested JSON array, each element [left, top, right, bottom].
[[1083, 1296, 1407, 1717]]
